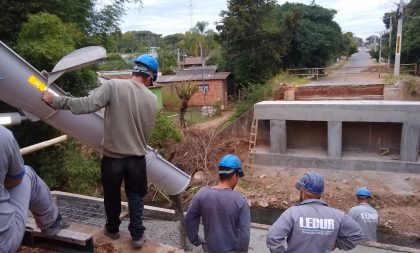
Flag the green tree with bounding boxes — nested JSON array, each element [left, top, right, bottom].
[[342, 32, 358, 59], [175, 81, 199, 128], [158, 47, 177, 74], [16, 13, 81, 71], [277, 3, 345, 68], [217, 0, 285, 84]]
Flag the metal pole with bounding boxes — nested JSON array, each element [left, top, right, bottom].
[[394, 0, 404, 76], [0, 112, 26, 126], [388, 16, 392, 67]]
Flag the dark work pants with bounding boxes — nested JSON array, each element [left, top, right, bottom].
[[101, 155, 148, 240]]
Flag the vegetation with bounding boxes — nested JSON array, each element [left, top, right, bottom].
[[216, 1, 355, 84], [149, 112, 183, 149], [379, 0, 420, 66], [174, 81, 199, 128]]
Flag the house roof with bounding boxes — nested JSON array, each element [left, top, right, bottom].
[[181, 57, 202, 66], [97, 70, 131, 80], [98, 70, 231, 83], [155, 72, 231, 83], [175, 65, 217, 76]]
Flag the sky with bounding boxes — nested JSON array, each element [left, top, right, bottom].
[[118, 0, 400, 40]]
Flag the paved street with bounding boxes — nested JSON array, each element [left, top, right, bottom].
[[305, 49, 387, 86]]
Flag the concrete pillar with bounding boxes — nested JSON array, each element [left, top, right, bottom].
[[400, 123, 420, 162], [328, 121, 342, 158], [270, 120, 286, 154]]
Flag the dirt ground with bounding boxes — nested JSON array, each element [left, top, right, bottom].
[[185, 130, 420, 244]]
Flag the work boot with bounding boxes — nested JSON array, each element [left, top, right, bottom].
[[132, 234, 146, 249], [41, 214, 70, 236], [103, 228, 120, 240]]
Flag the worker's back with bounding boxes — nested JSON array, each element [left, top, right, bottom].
[[348, 203, 379, 241], [185, 186, 250, 253], [102, 79, 157, 158], [267, 199, 364, 253]]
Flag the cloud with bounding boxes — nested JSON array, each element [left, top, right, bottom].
[[120, 0, 397, 39], [120, 0, 226, 35]]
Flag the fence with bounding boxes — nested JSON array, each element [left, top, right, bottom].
[[287, 68, 326, 79]]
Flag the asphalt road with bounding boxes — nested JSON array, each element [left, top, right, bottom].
[[305, 48, 386, 86]]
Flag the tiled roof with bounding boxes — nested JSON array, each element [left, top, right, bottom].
[[156, 72, 231, 83]]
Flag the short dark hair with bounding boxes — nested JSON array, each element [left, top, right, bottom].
[[132, 72, 153, 86], [219, 166, 237, 181]]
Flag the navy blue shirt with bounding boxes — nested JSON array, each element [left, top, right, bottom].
[[185, 186, 250, 253]]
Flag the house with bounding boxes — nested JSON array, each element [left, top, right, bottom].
[[156, 71, 232, 110], [97, 69, 233, 110]]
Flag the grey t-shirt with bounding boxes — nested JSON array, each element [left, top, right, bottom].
[[52, 79, 158, 158], [348, 203, 379, 241], [185, 186, 251, 253], [0, 126, 25, 233], [266, 199, 364, 253]]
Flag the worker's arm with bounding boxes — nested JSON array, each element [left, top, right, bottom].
[[236, 199, 251, 252], [184, 194, 205, 246], [336, 214, 365, 250], [43, 82, 112, 114], [4, 132, 25, 189], [266, 208, 293, 253]]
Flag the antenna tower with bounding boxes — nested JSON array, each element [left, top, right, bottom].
[[189, 0, 193, 28]]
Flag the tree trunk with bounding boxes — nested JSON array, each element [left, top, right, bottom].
[[179, 100, 188, 128]]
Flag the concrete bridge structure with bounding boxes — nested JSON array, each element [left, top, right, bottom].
[[253, 100, 420, 173]]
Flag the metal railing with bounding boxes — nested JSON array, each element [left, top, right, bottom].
[[287, 68, 326, 79]]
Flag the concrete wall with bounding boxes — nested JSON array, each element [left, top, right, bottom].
[[287, 121, 328, 150], [342, 122, 402, 153], [219, 109, 269, 144]]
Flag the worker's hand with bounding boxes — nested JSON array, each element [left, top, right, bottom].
[[42, 90, 54, 105]]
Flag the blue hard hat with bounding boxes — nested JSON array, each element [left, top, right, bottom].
[[134, 54, 159, 81], [356, 187, 372, 198], [295, 172, 324, 194], [218, 154, 244, 177]]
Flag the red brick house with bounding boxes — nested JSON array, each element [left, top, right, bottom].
[[156, 72, 231, 110], [97, 69, 232, 110]]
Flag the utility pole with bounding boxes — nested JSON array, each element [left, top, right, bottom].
[[177, 48, 180, 68], [388, 16, 392, 67], [394, 0, 404, 76], [379, 33, 382, 62], [200, 39, 207, 115], [374, 36, 377, 52]]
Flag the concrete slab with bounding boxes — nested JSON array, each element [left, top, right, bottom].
[[254, 100, 420, 124]]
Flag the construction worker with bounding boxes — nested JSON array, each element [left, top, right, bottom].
[[266, 172, 364, 253], [0, 125, 69, 253], [184, 154, 250, 253], [348, 187, 379, 241], [42, 54, 159, 249]]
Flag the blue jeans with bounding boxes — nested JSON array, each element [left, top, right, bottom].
[[101, 155, 147, 240]]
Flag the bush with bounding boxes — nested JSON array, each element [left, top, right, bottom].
[[36, 139, 101, 196], [149, 111, 183, 150], [232, 82, 272, 120]]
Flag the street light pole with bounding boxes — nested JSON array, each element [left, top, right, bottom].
[[394, 0, 404, 76]]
